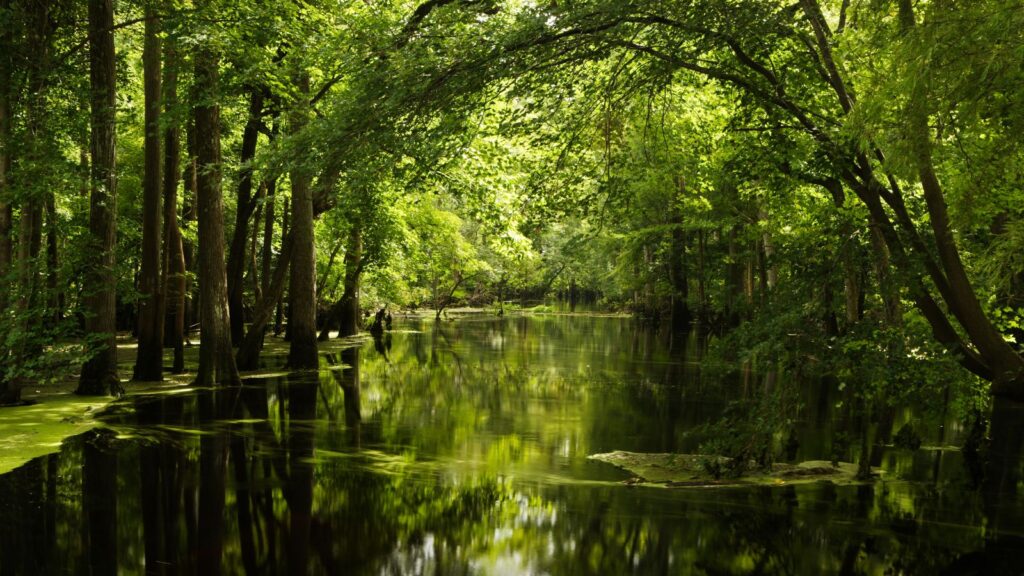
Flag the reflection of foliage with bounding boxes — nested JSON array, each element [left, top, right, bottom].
[[0, 317, 1016, 574]]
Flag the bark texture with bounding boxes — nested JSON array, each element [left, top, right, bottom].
[[135, 7, 164, 381], [162, 40, 186, 374], [0, 0, 10, 288], [193, 16, 240, 387], [287, 72, 318, 369], [78, 0, 121, 396]]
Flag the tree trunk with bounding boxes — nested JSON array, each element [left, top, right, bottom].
[[744, 240, 755, 308], [697, 229, 706, 316], [236, 232, 293, 371], [0, 0, 11, 295], [44, 193, 61, 325], [135, 6, 164, 381], [320, 226, 362, 340], [869, 221, 901, 326], [78, 0, 121, 396], [275, 197, 289, 336], [287, 71, 318, 369], [193, 13, 240, 388], [0, 0, 12, 403], [260, 178, 276, 297], [898, 0, 1024, 394], [227, 88, 265, 345], [162, 39, 186, 374], [249, 182, 265, 305], [759, 207, 777, 291], [725, 226, 744, 324], [668, 212, 690, 331], [823, 180, 862, 328], [182, 137, 197, 340], [17, 186, 42, 335], [15, 0, 52, 371]]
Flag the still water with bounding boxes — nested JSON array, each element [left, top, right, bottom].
[[1, 315, 1023, 575]]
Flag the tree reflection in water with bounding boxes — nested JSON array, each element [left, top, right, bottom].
[[0, 316, 1023, 574]]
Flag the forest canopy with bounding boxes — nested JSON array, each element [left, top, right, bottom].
[[0, 0, 1022, 406]]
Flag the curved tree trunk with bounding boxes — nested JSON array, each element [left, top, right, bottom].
[[227, 88, 264, 345], [236, 233, 292, 371], [897, 0, 1024, 394], [78, 0, 120, 396]]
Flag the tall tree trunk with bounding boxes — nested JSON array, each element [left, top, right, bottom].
[[260, 178, 276, 297], [227, 88, 264, 344], [162, 39, 186, 374], [135, 6, 164, 381], [725, 226, 744, 324], [668, 211, 690, 330], [759, 207, 777, 291], [16, 0, 51, 369], [0, 0, 11, 295], [287, 72, 318, 369], [744, 241, 755, 308], [338, 226, 363, 337], [78, 0, 121, 396], [696, 229, 706, 316], [44, 193, 61, 325], [823, 180, 862, 328], [248, 181, 265, 305], [193, 11, 240, 387], [182, 137, 197, 339], [17, 192, 42, 330], [0, 0, 13, 403], [275, 198, 289, 336]]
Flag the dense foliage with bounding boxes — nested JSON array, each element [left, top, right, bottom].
[[0, 0, 1021, 451]]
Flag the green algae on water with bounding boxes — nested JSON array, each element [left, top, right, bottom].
[[0, 393, 113, 474]]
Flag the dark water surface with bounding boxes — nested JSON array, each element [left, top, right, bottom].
[[2, 315, 1024, 575]]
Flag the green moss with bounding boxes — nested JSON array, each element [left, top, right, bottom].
[[588, 451, 880, 487], [0, 393, 114, 474]]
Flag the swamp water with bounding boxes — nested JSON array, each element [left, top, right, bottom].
[[1, 315, 1023, 575]]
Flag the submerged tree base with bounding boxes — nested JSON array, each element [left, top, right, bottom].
[[589, 451, 882, 487]]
